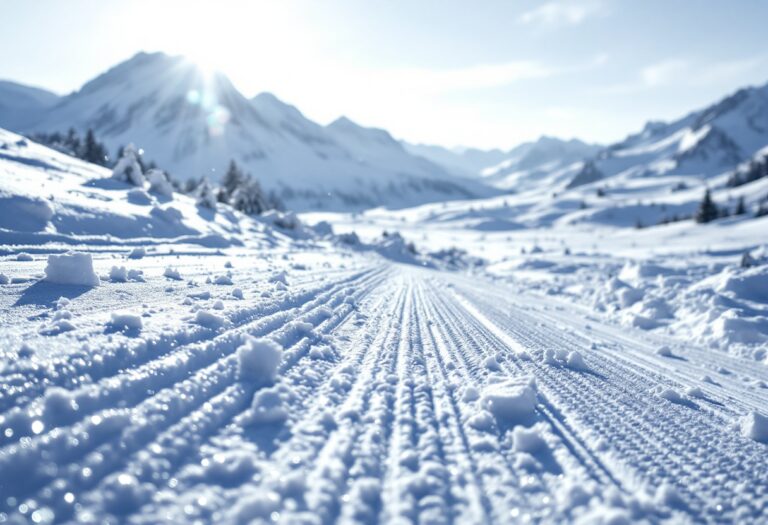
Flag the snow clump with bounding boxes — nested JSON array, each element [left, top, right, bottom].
[[237, 336, 283, 385], [481, 376, 538, 424], [44, 252, 100, 286]]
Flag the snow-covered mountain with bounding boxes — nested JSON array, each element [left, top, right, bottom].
[[402, 142, 509, 177], [405, 136, 601, 191], [2, 52, 497, 211], [567, 81, 768, 190], [480, 136, 601, 190], [0, 80, 59, 130]]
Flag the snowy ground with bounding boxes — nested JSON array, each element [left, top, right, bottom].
[[1, 129, 768, 524]]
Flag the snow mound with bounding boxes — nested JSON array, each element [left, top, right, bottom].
[[44, 252, 100, 286], [237, 336, 283, 385]]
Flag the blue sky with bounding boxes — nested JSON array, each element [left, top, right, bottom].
[[1, 0, 767, 148]]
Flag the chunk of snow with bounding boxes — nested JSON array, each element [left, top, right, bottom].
[[0, 273, 8, 285], [127, 247, 146, 259], [163, 266, 182, 280], [237, 336, 283, 385], [658, 388, 685, 404], [741, 411, 768, 443], [212, 300, 224, 310], [566, 351, 589, 371], [656, 346, 673, 357], [44, 252, 100, 286], [16, 252, 33, 261], [109, 312, 143, 331], [245, 386, 288, 425], [480, 376, 538, 423], [269, 271, 288, 285], [194, 310, 225, 329], [685, 386, 705, 398], [462, 386, 480, 402], [109, 266, 128, 282], [483, 355, 501, 371], [512, 425, 547, 453], [214, 274, 233, 285], [232, 288, 244, 299]]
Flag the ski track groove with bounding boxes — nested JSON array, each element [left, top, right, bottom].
[[1, 263, 767, 523]]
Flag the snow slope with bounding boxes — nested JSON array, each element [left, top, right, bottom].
[[0, 80, 59, 131], [2, 52, 496, 212]]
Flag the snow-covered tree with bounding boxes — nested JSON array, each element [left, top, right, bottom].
[[196, 178, 218, 209], [231, 179, 269, 215], [221, 160, 246, 201], [111, 143, 145, 186], [147, 169, 174, 198], [695, 189, 719, 224]]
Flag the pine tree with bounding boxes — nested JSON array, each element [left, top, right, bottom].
[[81, 129, 108, 166], [221, 160, 246, 201], [231, 178, 269, 215], [734, 196, 746, 215], [694, 189, 719, 224]]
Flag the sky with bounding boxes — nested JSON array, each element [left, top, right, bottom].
[[1, 0, 767, 149]]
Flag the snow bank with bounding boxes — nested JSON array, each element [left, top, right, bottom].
[[481, 376, 538, 423], [44, 252, 100, 286], [237, 336, 283, 385]]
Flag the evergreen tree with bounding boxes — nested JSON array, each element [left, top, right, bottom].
[[221, 160, 246, 201], [81, 129, 109, 166], [694, 189, 719, 224], [196, 178, 218, 209], [231, 177, 269, 215], [734, 196, 746, 215]]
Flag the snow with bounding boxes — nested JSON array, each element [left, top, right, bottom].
[[111, 143, 144, 186], [480, 376, 538, 423], [163, 266, 182, 280], [193, 309, 226, 329], [43, 251, 100, 286], [108, 311, 143, 331], [237, 337, 283, 385], [741, 411, 768, 443]]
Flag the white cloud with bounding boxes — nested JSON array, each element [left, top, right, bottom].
[[518, 1, 603, 27]]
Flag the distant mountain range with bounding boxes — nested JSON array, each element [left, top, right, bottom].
[[0, 52, 497, 211], [1, 51, 767, 211]]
